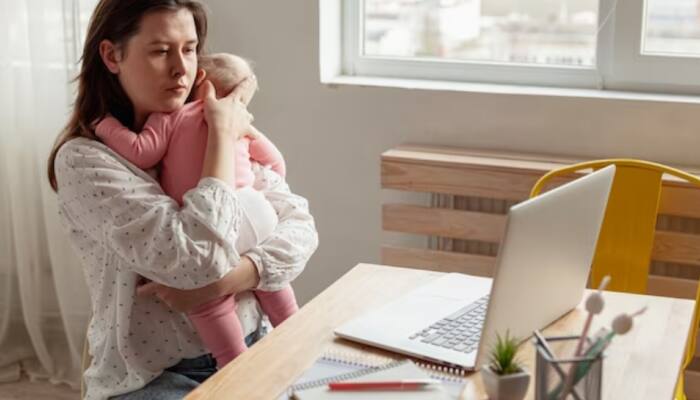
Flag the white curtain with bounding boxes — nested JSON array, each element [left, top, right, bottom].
[[0, 0, 96, 389]]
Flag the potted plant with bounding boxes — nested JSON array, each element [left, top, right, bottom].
[[481, 331, 530, 400]]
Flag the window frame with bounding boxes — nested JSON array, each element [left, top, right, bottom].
[[337, 0, 700, 94], [605, 0, 700, 94]]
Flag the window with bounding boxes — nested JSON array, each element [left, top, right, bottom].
[[644, 0, 700, 56], [336, 0, 700, 93]]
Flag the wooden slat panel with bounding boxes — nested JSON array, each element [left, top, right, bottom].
[[382, 214, 700, 268], [382, 160, 541, 200], [383, 204, 507, 242], [381, 245, 496, 277], [653, 231, 700, 267], [384, 146, 700, 215], [647, 275, 698, 300], [660, 184, 700, 219], [382, 146, 577, 173], [383, 145, 700, 180]]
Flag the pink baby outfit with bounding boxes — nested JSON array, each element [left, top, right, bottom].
[[96, 100, 286, 205], [96, 100, 298, 368]]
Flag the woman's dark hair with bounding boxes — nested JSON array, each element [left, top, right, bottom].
[[47, 0, 208, 191]]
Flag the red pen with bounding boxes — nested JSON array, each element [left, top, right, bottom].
[[327, 379, 439, 391]]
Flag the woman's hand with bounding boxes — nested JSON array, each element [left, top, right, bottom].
[[137, 256, 261, 313], [199, 77, 256, 187], [202, 77, 255, 142], [137, 278, 222, 313]]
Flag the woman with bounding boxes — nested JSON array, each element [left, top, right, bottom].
[[46, 1, 318, 399]]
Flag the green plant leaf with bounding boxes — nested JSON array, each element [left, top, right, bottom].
[[487, 330, 523, 375]]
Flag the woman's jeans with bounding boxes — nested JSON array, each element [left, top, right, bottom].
[[110, 332, 261, 399]]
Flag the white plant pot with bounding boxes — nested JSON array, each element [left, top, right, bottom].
[[481, 365, 530, 400]]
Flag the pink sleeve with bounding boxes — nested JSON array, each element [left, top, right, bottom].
[[94, 113, 172, 170], [248, 133, 286, 178]]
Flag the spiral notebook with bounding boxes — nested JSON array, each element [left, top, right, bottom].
[[281, 352, 467, 400]]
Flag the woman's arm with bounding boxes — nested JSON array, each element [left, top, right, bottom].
[[136, 255, 260, 313], [135, 165, 319, 309]]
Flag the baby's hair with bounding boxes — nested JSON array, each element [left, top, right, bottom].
[[198, 53, 256, 96]]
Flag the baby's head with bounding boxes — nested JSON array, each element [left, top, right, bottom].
[[195, 53, 257, 104]]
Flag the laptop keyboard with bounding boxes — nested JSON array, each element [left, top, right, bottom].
[[408, 294, 490, 354]]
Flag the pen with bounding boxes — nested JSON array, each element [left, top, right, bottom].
[[327, 379, 439, 391]]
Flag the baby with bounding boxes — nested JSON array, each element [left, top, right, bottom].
[[95, 53, 298, 368]]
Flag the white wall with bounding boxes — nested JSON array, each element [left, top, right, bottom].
[[206, 0, 700, 305]]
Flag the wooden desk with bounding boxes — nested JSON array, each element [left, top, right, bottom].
[[187, 264, 695, 400]]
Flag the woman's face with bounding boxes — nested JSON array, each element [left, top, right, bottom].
[[102, 8, 199, 126]]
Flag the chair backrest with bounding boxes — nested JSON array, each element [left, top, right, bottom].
[[531, 159, 700, 294]]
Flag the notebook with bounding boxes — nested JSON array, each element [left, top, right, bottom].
[[291, 360, 451, 399], [282, 352, 467, 400]]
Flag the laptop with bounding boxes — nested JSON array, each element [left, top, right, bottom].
[[335, 165, 615, 369]]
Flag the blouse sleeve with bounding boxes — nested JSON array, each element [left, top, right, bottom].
[[55, 140, 247, 290], [245, 166, 319, 291]]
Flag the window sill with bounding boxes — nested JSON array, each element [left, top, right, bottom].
[[322, 75, 700, 105]]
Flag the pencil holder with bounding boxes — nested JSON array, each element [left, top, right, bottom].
[[534, 335, 603, 400]]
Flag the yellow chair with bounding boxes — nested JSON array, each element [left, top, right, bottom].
[[530, 159, 700, 400]]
